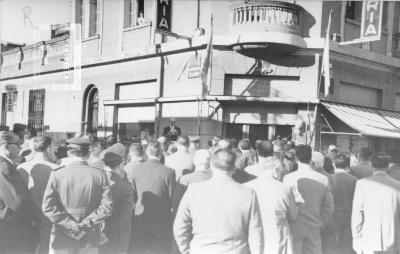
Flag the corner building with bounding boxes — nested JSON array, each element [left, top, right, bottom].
[[2, 0, 400, 153]]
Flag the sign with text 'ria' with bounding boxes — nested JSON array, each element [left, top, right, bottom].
[[360, 0, 383, 42], [157, 0, 172, 32]]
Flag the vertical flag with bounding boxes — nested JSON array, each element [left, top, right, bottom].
[[321, 9, 332, 97], [201, 15, 213, 99]]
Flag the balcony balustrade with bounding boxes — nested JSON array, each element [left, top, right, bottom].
[[231, 0, 305, 56]]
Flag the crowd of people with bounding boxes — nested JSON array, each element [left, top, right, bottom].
[[1, 121, 400, 254]]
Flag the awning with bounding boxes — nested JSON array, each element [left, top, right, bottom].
[[322, 101, 400, 139]]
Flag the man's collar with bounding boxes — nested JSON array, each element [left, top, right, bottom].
[[298, 162, 312, 171], [373, 170, 389, 176]]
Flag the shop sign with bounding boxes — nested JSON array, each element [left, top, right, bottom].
[[360, 0, 383, 41], [157, 0, 172, 32]]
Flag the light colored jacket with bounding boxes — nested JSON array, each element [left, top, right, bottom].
[[283, 163, 334, 236], [245, 173, 297, 254], [165, 150, 194, 180], [352, 171, 400, 253], [174, 174, 264, 254]]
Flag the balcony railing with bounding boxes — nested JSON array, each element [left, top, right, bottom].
[[231, 1, 301, 35]]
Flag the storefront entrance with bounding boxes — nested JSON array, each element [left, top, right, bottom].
[[224, 123, 292, 145]]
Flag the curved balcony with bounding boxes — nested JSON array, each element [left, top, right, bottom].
[[231, 0, 306, 56]]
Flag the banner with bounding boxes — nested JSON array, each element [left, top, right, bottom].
[[360, 0, 383, 41]]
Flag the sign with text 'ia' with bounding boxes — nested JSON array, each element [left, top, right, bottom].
[[157, 0, 172, 32], [360, 0, 383, 42]]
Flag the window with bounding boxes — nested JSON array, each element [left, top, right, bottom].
[[88, 0, 99, 37], [345, 1, 362, 22], [124, 0, 145, 28], [345, 1, 356, 20], [80, 0, 98, 38]]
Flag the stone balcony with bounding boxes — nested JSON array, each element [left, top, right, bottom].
[[231, 0, 306, 56]]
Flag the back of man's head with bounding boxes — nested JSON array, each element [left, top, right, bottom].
[[129, 142, 144, 157], [358, 147, 372, 161], [193, 149, 211, 170], [371, 153, 389, 169], [257, 140, 273, 158], [295, 145, 312, 164], [177, 135, 190, 148], [33, 136, 52, 153], [217, 139, 232, 150], [238, 139, 251, 151], [333, 153, 349, 169], [312, 151, 325, 169], [211, 149, 236, 172], [146, 141, 162, 158]]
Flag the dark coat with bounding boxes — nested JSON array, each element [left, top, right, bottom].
[[42, 161, 113, 250], [163, 126, 181, 141], [0, 156, 41, 253], [127, 159, 176, 253], [100, 171, 135, 254]]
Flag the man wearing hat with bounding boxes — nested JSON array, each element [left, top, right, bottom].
[[17, 135, 60, 254], [0, 131, 41, 253], [42, 137, 113, 254], [100, 144, 136, 254]]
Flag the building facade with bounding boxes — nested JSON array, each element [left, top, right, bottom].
[[1, 0, 400, 153]]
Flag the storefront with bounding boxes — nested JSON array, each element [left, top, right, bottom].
[[320, 101, 400, 153]]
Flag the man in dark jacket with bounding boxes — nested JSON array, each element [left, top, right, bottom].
[[128, 141, 176, 254], [100, 144, 136, 254], [0, 131, 41, 254], [163, 118, 181, 141], [42, 137, 113, 254]]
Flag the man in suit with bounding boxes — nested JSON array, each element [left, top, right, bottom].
[[352, 153, 400, 254], [332, 153, 356, 254], [100, 144, 136, 254], [245, 154, 298, 254], [128, 141, 176, 254], [174, 149, 264, 254], [42, 137, 113, 254], [350, 147, 375, 179], [163, 118, 181, 141], [179, 149, 212, 186], [165, 135, 194, 180], [0, 131, 41, 254], [283, 145, 334, 254], [17, 136, 60, 254], [245, 140, 274, 177]]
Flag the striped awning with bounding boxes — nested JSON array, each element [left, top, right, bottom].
[[322, 101, 400, 139]]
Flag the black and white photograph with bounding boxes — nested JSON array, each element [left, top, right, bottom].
[[0, 0, 400, 253]]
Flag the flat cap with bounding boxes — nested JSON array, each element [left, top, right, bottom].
[[189, 135, 200, 142], [13, 123, 27, 132], [105, 143, 126, 158], [66, 137, 92, 150]]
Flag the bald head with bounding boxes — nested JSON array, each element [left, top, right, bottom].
[[193, 149, 211, 170], [217, 139, 232, 150], [177, 135, 190, 148], [211, 149, 236, 172]]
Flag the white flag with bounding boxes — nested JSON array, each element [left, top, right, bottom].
[[321, 10, 332, 97]]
